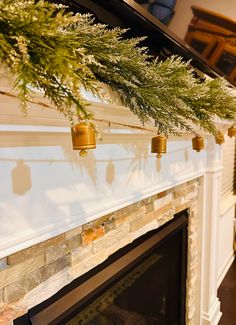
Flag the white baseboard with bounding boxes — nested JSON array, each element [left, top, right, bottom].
[[201, 297, 222, 325], [217, 251, 235, 288]]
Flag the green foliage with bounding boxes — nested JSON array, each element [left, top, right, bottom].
[[0, 0, 235, 134]]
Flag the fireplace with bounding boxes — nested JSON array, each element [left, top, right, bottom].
[[15, 210, 188, 325]]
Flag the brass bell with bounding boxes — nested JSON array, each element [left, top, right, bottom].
[[192, 135, 204, 152], [71, 122, 96, 157], [151, 134, 167, 158], [215, 131, 225, 145], [228, 126, 236, 138]]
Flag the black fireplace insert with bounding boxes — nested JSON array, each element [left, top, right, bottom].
[[15, 209, 188, 325]]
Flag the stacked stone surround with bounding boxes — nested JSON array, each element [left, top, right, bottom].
[[0, 178, 200, 325]]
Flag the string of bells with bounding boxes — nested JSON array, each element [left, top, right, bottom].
[[71, 123, 236, 158]]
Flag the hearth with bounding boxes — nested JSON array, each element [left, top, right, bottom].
[[15, 210, 188, 325]]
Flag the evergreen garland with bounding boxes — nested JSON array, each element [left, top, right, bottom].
[[0, 0, 235, 134]]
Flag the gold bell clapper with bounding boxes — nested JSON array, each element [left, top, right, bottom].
[[215, 131, 225, 145], [71, 122, 96, 157], [228, 126, 236, 138], [151, 134, 167, 158], [192, 135, 204, 152]]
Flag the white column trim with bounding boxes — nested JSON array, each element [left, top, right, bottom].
[[200, 137, 223, 325]]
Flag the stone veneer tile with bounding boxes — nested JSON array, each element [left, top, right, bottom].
[[0, 288, 3, 304], [82, 214, 114, 231], [103, 219, 114, 233], [190, 201, 199, 211], [0, 255, 44, 289], [188, 178, 199, 186], [45, 254, 71, 278], [3, 269, 45, 303], [154, 193, 173, 210], [84, 214, 115, 234], [7, 234, 65, 265], [173, 196, 186, 208], [185, 190, 198, 201], [65, 226, 82, 240], [0, 304, 27, 325], [174, 184, 196, 198], [45, 236, 81, 264], [174, 182, 187, 191], [69, 236, 82, 249], [81, 226, 105, 247], [46, 243, 67, 265], [188, 259, 198, 273], [70, 250, 109, 280], [141, 196, 155, 205], [175, 203, 189, 214], [106, 236, 133, 257], [131, 220, 158, 242], [71, 246, 93, 266], [3, 255, 71, 303], [156, 213, 174, 227], [189, 222, 197, 234], [156, 190, 168, 199], [115, 201, 143, 218], [92, 224, 130, 254], [113, 206, 146, 228], [154, 202, 174, 216], [130, 211, 155, 232], [145, 202, 154, 214]]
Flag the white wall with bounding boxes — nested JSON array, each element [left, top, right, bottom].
[[169, 0, 236, 39], [217, 196, 235, 287]]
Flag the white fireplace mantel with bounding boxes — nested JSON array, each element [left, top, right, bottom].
[[0, 85, 234, 325], [0, 87, 232, 257]]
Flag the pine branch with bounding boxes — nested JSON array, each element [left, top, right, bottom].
[[0, 0, 235, 134]]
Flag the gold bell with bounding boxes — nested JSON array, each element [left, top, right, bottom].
[[228, 126, 236, 138], [71, 122, 96, 157], [215, 131, 225, 145], [192, 135, 204, 152], [151, 134, 167, 158]]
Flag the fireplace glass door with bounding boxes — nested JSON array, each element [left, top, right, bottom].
[[66, 229, 184, 325]]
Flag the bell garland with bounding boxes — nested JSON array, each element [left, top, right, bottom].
[[192, 135, 204, 152], [0, 0, 236, 138]]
